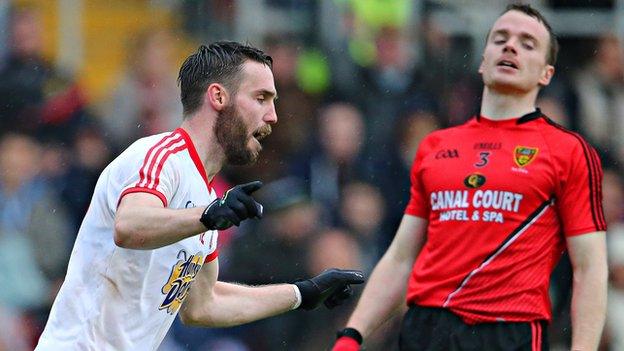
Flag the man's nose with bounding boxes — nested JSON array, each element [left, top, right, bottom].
[[503, 40, 518, 55], [264, 103, 277, 124]]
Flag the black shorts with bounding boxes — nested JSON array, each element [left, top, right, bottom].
[[399, 305, 548, 351]]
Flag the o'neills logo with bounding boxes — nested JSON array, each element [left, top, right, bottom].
[[514, 146, 538, 167], [159, 250, 204, 314], [464, 173, 486, 188]]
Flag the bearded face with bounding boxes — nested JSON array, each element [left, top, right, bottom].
[[214, 102, 271, 165]]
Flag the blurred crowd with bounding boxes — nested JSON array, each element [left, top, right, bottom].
[[1, 1, 624, 351]]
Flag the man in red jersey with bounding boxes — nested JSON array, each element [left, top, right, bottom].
[[332, 4, 607, 351]]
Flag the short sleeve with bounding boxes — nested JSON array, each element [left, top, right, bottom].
[[117, 145, 183, 208], [556, 140, 606, 236], [404, 135, 434, 218], [204, 231, 219, 263]]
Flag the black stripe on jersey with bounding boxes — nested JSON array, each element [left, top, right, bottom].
[[443, 198, 554, 307], [589, 147, 607, 228], [577, 137, 599, 228], [543, 119, 607, 231], [583, 139, 604, 229], [483, 198, 553, 264]]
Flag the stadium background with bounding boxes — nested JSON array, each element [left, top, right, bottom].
[[0, 0, 623, 350]]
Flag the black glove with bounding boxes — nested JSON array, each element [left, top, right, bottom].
[[294, 269, 365, 310], [200, 181, 263, 230]]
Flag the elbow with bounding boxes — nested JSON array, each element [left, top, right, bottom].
[[179, 308, 203, 327], [180, 306, 219, 328], [573, 259, 609, 286], [114, 218, 141, 249], [113, 219, 126, 247]]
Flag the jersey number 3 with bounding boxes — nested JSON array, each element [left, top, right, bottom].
[[475, 152, 490, 168]]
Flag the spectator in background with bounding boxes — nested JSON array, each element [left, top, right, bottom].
[[102, 29, 182, 148], [339, 181, 385, 270], [0, 133, 71, 307], [307, 228, 364, 277], [0, 133, 71, 348], [419, 15, 480, 126], [265, 36, 319, 159], [0, 5, 88, 142], [571, 33, 624, 159], [372, 105, 440, 251], [353, 26, 424, 155], [0, 305, 31, 351], [0, 5, 46, 131], [57, 126, 112, 233], [0, 5, 95, 219], [290, 102, 369, 225]]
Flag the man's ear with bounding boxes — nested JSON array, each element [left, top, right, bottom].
[[538, 65, 555, 86], [478, 54, 485, 74], [205, 83, 229, 111]]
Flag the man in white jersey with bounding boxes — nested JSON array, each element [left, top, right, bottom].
[[36, 41, 364, 351]]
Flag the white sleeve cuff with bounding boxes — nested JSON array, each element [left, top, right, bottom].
[[291, 284, 302, 310]]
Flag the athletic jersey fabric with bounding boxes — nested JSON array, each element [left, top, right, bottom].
[[404, 110, 606, 324], [36, 128, 218, 350]]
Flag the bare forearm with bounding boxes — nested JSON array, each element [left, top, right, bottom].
[[114, 205, 206, 249], [570, 262, 607, 350], [346, 252, 412, 338], [185, 282, 297, 327]]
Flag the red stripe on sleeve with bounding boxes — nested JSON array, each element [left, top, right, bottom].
[[138, 132, 177, 188], [204, 250, 219, 263], [118, 187, 168, 207], [153, 144, 187, 189], [141, 135, 183, 189]]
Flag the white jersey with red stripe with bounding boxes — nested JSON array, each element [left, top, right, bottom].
[[36, 128, 218, 351]]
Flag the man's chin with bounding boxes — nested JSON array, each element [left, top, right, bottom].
[[488, 79, 531, 94], [226, 148, 259, 166]]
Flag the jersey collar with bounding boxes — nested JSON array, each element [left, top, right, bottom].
[[516, 108, 544, 124], [175, 127, 212, 190], [475, 108, 544, 126]]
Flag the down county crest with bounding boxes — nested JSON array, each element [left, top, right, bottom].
[[514, 146, 539, 167]]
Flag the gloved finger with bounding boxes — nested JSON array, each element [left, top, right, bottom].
[[324, 285, 349, 308], [236, 192, 261, 218], [324, 285, 353, 309], [238, 181, 263, 195], [228, 200, 249, 220], [328, 286, 353, 307], [223, 208, 241, 226], [333, 270, 365, 285]]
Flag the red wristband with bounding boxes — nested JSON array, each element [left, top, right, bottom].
[[332, 336, 360, 351]]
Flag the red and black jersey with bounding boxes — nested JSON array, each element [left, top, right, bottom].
[[404, 109, 606, 324]]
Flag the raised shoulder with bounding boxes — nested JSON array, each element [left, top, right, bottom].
[[535, 117, 594, 152]]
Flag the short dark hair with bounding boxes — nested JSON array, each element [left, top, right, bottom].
[[177, 41, 273, 116], [492, 3, 559, 66]]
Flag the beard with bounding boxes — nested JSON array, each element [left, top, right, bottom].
[[214, 103, 258, 165]]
